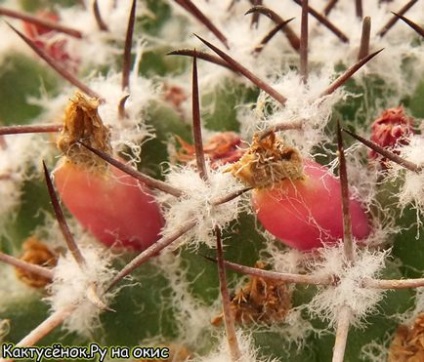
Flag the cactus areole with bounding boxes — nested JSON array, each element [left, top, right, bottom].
[[53, 92, 164, 251], [229, 132, 371, 251]]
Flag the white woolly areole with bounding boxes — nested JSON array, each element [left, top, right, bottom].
[[57, 0, 149, 69], [0, 135, 52, 227], [87, 70, 157, 157], [195, 330, 278, 362], [304, 244, 387, 327], [395, 136, 424, 216], [157, 165, 243, 248], [46, 245, 116, 336]]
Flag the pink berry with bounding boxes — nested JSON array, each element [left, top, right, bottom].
[[54, 160, 164, 251], [252, 160, 371, 251], [54, 92, 163, 251], [228, 132, 371, 251]]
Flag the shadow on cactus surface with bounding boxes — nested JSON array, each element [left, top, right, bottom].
[[1, 0, 424, 361]]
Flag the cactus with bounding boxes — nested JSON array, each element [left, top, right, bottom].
[[1, 1, 424, 361]]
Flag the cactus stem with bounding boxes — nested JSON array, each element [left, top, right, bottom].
[[6, 23, 102, 100], [377, 0, 419, 37], [292, 0, 349, 43], [92, 0, 109, 32], [174, 0, 229, 49], [323, 0, 339, 16], [336, 120, 355, 265], [121, 0, 136, 92], [0, 251, 54, 281], [215, 228, 242, 362], [79, 141, 184, 197], [355, 0, 363, 19], [320, 48, 384, 97], [300, 0, 309, 84], [0, 6, 83, 38], [195, 34, 288, 106], [343, 128, 423, 173], [191, 54, 208, 182], [42, 161, 87, 269], [107, 218, 197, 291], [245, 6, 300, 51], [253, 18, 295, 54], [0, 124, 62, 136], [358, 17, 371, 60], [332, 305, 352, 362], [391, 12, 424, 38]]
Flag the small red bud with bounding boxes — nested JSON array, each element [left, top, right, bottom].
[[370, 106, 414, 169]]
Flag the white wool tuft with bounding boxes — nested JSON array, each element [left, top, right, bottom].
[[305, 244, 387, 327], [46, 245, 116, 336], [157, 164, 244, 248], [87, 70, 157, 157], [0, 135, 52, 227], [195, 330, 279, 362], [393, 136, 424, 224]]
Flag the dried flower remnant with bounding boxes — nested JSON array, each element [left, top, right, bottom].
[[53, 92, 164, 251], [22, 10, 78, 72], [14, 236, 57, 288], [229, 132, 371, 250], [176, 132, 247, 169], [212, 261, 291, 326], [388, 313, 424, 362], [227, 132, 304, 189], [369, 106, 414, 169]]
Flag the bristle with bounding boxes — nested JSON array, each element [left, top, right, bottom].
[[0, 6, 83, 38], [195, 34, 287, 105], [300, 0, 309, 84], [357, 17, 371, 60], [191, 54, 208, 182], [42, 161, 87, 269], [320, 49, 383, 97], [174, 0, 229, 49], [323, 0, 339, 16], [332, 306, 352, 362], [355, 0, 363, 19], [253, 18, 295, 54], [107, 219, 197, 291], [168, 49, 237, 72], [0, 251, 54, 281], [377, 0, 419, 37], [215, 228, 242, 361], [0, 124, 62, 136], [79, 142, 184, 197], [292, 0, 349, 43], [392, 12, 424, 38], [250, 0, 262, 29], [336, 120, 354, 264], [121, 0, 136, 92], [342, 128, 422, 173], [92, 0, 109, 32], [6, 23, 101, 100], [245, 6, 300, 51]]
